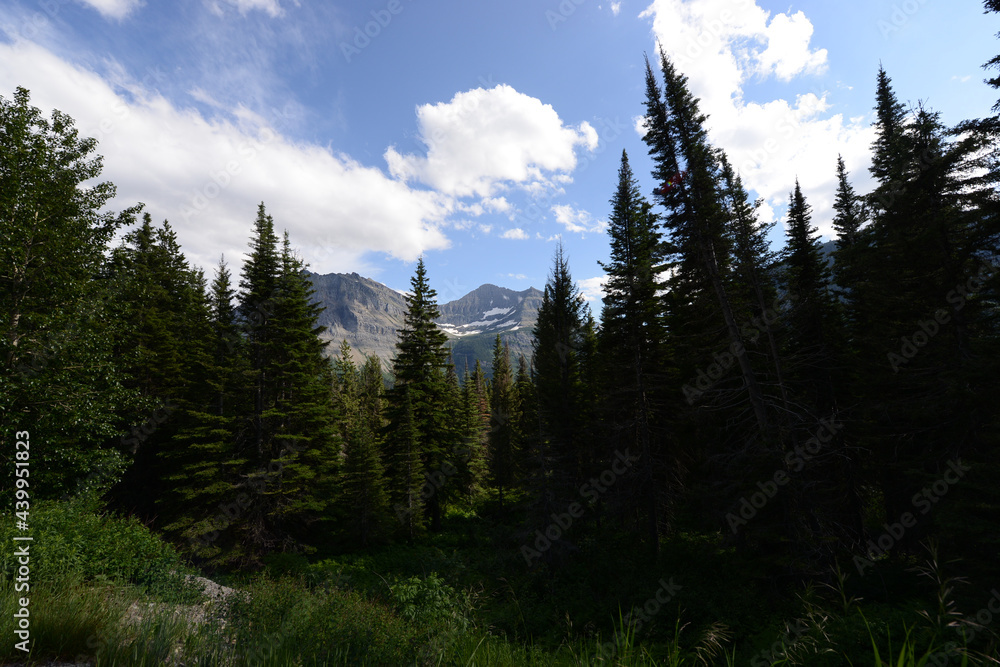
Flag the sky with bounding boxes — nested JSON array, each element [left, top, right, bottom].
[[1, 0, 998, 304]]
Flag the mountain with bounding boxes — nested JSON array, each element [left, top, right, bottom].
[[307, 272, 542, 376], [438, 283, 543, 375]]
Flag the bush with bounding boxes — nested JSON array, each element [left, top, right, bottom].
[[0, 498, 197, 602]]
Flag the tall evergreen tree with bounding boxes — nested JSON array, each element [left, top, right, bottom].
[[985, 0, 1000, 114], [719, 155, 788, 415], [106, 214, 213, 520], [856, 69, 1000, 556], [334, 341, 390, 547], [238, 204, 281, 469], [161, 257, 250, 561], [782, 180, 841, 409], [830, 155, 868, 322], [642, 51, 770, 440], [531, 243, 588, 503], [263, 233, 339, 548], [385, 258, 451, 537], [488, 335, 517, 511], [598, 149, 668, 551]]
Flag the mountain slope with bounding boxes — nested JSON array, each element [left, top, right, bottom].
[[307, 273, 541, 376]]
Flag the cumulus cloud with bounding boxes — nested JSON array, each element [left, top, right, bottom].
[[611, 2, 622, 17], [502, 228, 529, 240], [74, 0, 143, 20], [385, 84, 598, 198], [639, 0, 874, 239], [0, 38, 452, 274], [551, 204, 607, 234], [754, 11, 828, 82], [577, 275, 609, 302]]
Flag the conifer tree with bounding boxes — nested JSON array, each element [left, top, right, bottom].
[[598, 149, 668, 550], [222, 208, 339, 560], [334, 341, 390, 547], [385, 258, 451, 537], [642, 51, 770, 439], [239, 203, 281, 462], [719, 156, 788, 414], [531, 243, 587, 500], [261, 233, 338, 550], [107, 214, 214, 520], [985, 0, 1000, 114], [488, 335, 517, 510], [161, 257, 250, 561], [456, 361, 489, 500], [783, 180, 840, 403], [830, 155, 868, 324]]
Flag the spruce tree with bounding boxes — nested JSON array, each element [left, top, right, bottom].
[[531, 243, 587, 501], [239, 203, 281, 462], [830, 155, 868, 320], [488, 335, 517, 510], [334, 341, 390, 547], [719, 156, 789, 415], [985, 0, 1000, 114], [598, 149, 668, 551], [225, 209, 339, 561], [161, 257, 250, 561], [106, 215, 214, 520], [643, 51, 770, 440], [385, 258, 451, 537]]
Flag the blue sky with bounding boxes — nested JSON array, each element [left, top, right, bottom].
[[1, 0, 997, 304]]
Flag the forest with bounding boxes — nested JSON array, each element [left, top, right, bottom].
[[1, 4, 1000, 663]]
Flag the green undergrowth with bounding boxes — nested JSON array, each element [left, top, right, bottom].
[[3, 499, 1000, 665]]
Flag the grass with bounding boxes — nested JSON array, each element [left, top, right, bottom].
[[4, 499, 1000, 665]]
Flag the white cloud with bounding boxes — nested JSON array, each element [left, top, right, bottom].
[[754, 11, 828, 82], [952, 75, 972, 83], [210, 0, 284, 17], [639, 0, 874, 239], [502, 228, 529, 240], [75, 0, 142, 20], [385, 84, 597, 198], [633, 114, 648, 137], [611, 2, 622, 16], [0, 38, 452, 275], [551, 204, 607, 234], [578, 275, 609, 302]]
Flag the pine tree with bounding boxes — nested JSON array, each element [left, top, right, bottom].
[[783, 180, 840, 392], [385, 258, 451, 537], [161, 257, 250, 561], [106, 214, 214, 520], [988, 0, 1000, 113], [643, 51, 770, 440], [830, 156, 868, 322], [856, 69, 1000, 555], [225, 209, 340, 561], [335, 341, 390, 547], [531, 243, 587, 502], [455, 360, 489, 500], [598, 149, 668, 551], [239, 203, 281, 463], [488, 335, 517, 510], [719, 156, 789, 415]]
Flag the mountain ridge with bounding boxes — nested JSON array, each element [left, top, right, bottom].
[[307, 272, 542, 376]]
